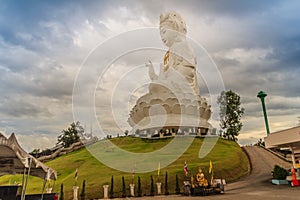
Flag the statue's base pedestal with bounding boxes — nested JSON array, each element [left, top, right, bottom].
[[46, 188, 52, 194], [129, 184, 135, 197], [103, 185, 109, 199], [156, 182, 162, 195], [73, 186, 79, 200]]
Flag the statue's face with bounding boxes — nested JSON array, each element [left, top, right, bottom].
[[160, 26, 177, 47]]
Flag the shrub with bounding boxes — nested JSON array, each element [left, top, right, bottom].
[[59, 183, 64, 200], [164, 172, 169, 195], [109, 176, 114, 198], [122, 176, 126, 198], [273, 165, 288, 180], [80, 180, 86, 200], [150, 176, 154, 196], [175, 174, 180, 194], [137, 176, 142, 197]]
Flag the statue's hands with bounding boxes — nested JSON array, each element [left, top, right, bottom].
[[145, 60, 153, 68], [146, 60, 158, 80], [160, 63, 164, 68], [160, 63, 168, 72]]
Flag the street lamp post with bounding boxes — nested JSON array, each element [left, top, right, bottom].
[[257, 91, 270, 134]]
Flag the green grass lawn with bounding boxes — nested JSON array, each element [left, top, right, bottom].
[[0, 137, 249, 199]]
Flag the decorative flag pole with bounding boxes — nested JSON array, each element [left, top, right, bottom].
[[132, 164, 136, 184], [209, 160, 213, 185], [74, 167, 78, 186], [157, 162, 161, 182], [184, 160, 188, 179], [72, 167, 79, 200]]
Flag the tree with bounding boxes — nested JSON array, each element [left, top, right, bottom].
[[137, 176, 142, 197], [175, 174, 180, 194], [124, 130, 129, 136], [257, 138, 265, 147], [59, 183, 64, 200], [29, 148, 40, 157], [57, 121, 83, 148], [217, 90, 244, 141], [273, 165, 288, 180], [135, 129, 140, 136], [164, 171, 169, 195], [122, 176, 126, 197], [80, 180, 86, 200], [109, 176, 114, 198], [150, 176, 154, 196]]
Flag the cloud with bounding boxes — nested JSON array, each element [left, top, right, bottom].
[[0, 98, 51, 118], [0, 0, 299, 151], [16, 133, 58, 152]]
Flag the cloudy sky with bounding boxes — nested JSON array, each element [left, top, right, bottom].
[[0, 0, 299, 151]]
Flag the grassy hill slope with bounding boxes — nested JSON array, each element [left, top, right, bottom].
[[0, 137, 249, 199]]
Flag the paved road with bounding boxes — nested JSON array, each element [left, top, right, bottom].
[[223, 146, 297, 199], [115, 146, 300, 200]]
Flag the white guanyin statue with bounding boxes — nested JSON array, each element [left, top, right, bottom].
[[128, 12, 212, 136], [146, 11, 199, 96]]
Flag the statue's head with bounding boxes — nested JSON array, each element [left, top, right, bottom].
[[160, 11, 187, 47], [198, 167, 202, 173]]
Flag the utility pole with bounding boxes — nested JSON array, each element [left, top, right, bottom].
[[257, 91, 270, 135]]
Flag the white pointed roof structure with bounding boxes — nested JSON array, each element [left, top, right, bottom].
[[0, 132, 57, 180], [264, 126, 300, 168], [264, 126, 300, 149]]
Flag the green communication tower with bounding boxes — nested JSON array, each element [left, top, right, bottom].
[[257, 91, 270, 134]]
